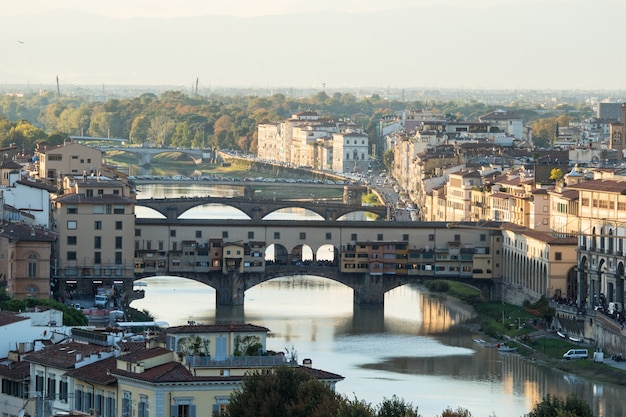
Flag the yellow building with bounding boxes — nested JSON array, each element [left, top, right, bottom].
[[35, 140, 103, 184]]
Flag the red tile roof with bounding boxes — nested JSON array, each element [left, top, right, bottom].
[[0, 310, 29, 326], [24, 341, 114, 369]]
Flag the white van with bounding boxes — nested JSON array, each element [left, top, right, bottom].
[[563, 349, 588, 360]]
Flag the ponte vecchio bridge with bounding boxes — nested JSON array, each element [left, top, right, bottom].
[[132, 218, 499, 307]]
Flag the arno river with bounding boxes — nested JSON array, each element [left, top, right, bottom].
[[130, 182, 623, 417]]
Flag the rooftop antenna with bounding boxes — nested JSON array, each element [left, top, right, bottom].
[[56, 75, 60, 96]]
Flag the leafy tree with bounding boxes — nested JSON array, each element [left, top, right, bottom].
[[376, 395, 421, 417], [337, 397, 375, 417], [438, 406, 472, 417], [550, 168, 564, 181], [148, 115, 175, 147], [234, 335, 262, 356], [223, 366, 341, 417], [383, 148, 394, 172], [527, 393, 594, 417]]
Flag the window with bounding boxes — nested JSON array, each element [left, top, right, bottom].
[[114, 206, 125, 214], [67, 236, 77, 245], [454, 234, 460, 242], [67, 221, 77, 230], [377, 234, 383, 241], [106, 205, 112, 214], [170, 230, 176, 237], [480, 234, 486, 242], [222, 231, 229, 238], [116, 221, 123, 230], [138, 396, 149, 417], [115, 236, 123, 249], [115, 252, 123, 265], [403, 234, 409, 241], [93, 205, 104, 214], [274, 232, 280, 239], [28, 254, 37, 278], [300, 232, 306, 240], [47, 375, 56, 399], [67, 206, 78, 214], [351, 233, 357, 241], [86, 189, 94, 197], [555, 252, 562, 261], [135, 229, 141, 237], [94, 252, 101, 264], [428, 234, 435, 241], [67, 251, 77, 261], [59, 378, 68, 402], [248, 231, 254, 239], [196, 230, 202, 238], [95, 221, 102, 230], [97, 189, 104, 195], [326, 232, 332, 240]]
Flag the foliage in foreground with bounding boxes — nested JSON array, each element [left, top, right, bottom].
[[0, 289, 88, 326], [223, 366, 596, 417], [527, 393, 594, 417]]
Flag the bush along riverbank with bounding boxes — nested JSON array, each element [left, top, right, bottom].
[[423, 280, 626, 387]]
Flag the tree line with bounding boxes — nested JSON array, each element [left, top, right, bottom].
[[0, 90, 591, 156]]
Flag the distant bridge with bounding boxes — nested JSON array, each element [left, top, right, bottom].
[[98, 145, 205, 165], [135, 196, 388, 220]]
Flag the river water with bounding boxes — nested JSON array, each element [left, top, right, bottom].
[[130, 182, 624, 417]]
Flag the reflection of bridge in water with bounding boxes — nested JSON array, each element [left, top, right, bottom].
[[135, 196, 388, 220]]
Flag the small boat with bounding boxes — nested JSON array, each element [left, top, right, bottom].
[[496, 343, 518, 352]]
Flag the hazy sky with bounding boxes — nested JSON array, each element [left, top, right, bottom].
[[1, 0, 625, 90], [1, 0, 556, 18]]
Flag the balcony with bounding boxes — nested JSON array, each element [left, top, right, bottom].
[[185, 355, 292, 368]]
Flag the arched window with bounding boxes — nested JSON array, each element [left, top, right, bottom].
[[28, 253, 38, 278]]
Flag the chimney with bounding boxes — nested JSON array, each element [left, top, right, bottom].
[[302, 358, 312, 368]]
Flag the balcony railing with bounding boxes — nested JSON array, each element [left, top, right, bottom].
[[185, 355, 292, 368]]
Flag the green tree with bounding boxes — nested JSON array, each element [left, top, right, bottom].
[[527, 394, 594, 417], [336, 397, 375, 417], [376, 395, 421, 417], [383, 148, 394, 172], [223, 366, 341, 417], [438, 406, 472, 417]]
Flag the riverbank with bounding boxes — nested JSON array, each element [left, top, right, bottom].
[[456, 301, 626, 387]]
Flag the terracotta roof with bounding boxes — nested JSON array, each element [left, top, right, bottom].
[[567, 179, 626, 194], [116, 347, 172, 364], [113, 361, 196, 383], [24, 341, 114, 369], [0, 222, 55, 242], [0, 359, 30, 380], [299, 365, 344, 381], [0, 310, 30, 326], [16, 179, 57, 192], [502, 223, 578, 245], [0, 160, 23, 169], [64, 356, 117, 385], [479, 110, 521, 120], [166, 324, 270, 334]]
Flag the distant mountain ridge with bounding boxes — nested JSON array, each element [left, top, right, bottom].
[[0, 2, 623, 90]]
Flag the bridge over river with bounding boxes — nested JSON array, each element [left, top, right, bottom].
[[135, 196, 388, 220], [131, 219, 498, 307]]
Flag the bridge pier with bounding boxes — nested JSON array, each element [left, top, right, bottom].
[[215, 271, 246, 306], [353, 273, 385, 306]]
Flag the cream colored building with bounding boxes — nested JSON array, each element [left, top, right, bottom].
[[0, 222, 55, 300], [446, 170, 482, 222], [502, 226, 577, 304], [35, 140, 103, 183], [569, 178, 626, 309], [52, 175, 136, 298]]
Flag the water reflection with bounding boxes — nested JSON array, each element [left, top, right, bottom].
[[131, 276, 626, 417]]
